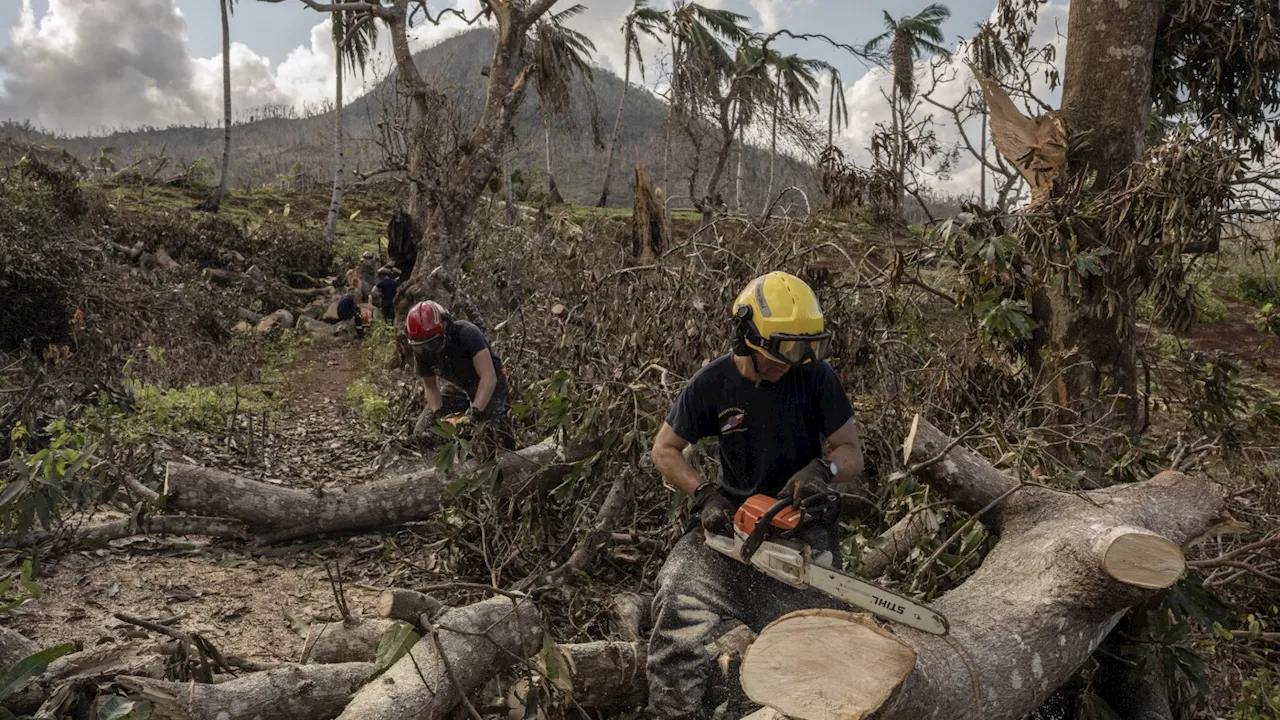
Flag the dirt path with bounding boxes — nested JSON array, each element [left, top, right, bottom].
[[6, 340, 404, 664]]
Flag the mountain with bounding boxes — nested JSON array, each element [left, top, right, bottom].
[[2, 29, 818, 209]]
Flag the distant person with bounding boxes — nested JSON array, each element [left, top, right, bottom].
[[358, 251, 379, 300], [335, 276, 365, 339], [406, 300, 514, 448], [371, 267, 398, 323]]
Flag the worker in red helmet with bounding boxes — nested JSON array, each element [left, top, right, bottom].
[[405, 300, 514, 447]]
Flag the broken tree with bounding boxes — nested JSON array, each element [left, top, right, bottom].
[[738, 415, 1222, 720], [632, 162, 670, 263]]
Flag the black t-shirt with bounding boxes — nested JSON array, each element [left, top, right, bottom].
[[336, 294, 358, 321], [414, 320, 507, 399], [666, 354, 854, 502], [374, 278, 397, 308]]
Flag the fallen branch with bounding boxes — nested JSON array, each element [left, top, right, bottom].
[[1, 515, 250, 548], [520, 473, 631, 590]]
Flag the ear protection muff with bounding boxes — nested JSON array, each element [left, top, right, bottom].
[[732, 305, 754, 357]]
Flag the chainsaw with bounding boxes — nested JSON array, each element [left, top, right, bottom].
[[704, 492, 950, 636]]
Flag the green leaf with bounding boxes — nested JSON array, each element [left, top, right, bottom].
[[374, 621, 419, 673], [0, 643, 75, 701], [20, 560, 40, 598], [349, 209, 361, 221], [541, 632, 561, 680], [282, 204, 291, 217], [0, 478, 28, 510]]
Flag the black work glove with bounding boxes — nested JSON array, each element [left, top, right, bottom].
[[465, 405, 497, 424], [781, 458, 834, 508], [693, 483, 735, 537]]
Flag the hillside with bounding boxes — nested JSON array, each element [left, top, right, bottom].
[[3, 29, 816, 208]]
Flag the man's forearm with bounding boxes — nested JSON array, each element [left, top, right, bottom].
[[472, 374, 496, 411], [653, 447, 706, 496], [830, 443, 864, 485]]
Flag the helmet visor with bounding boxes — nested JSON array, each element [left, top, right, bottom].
[[410, 333, 446, 353], [765, 333, 831, 366]]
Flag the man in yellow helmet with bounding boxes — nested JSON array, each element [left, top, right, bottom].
[[646, 271, 865, 719]]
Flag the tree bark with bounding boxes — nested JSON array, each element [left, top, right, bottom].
[[739, 415, 1222, 720], [1031, 0, 1164, 438], [0, 626, 39, 666], [8, 642, 168, 715], [598, 29, 633, 208], [161, 437, 560, 543], [542, 105, 564, 205], [335, 595, 543, 720], [206, 0, 233, 212], [118, 662, 374, 720], [632, 163, 669, 263], [0, 514, 251, 548], [325, 47, 345, 244], [303, 617, 397, 664]]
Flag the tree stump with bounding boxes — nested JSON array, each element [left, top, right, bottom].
[[632, 162, 669, 263]]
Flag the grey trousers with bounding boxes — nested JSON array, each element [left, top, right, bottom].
[[645, 528, 848, 719]]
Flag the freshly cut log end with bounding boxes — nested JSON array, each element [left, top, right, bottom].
[[1096, 529, 1185, 590], [741, 610, 915, 720], [377, 588, 444, 623]]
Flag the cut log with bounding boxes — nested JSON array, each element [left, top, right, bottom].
[[740, 415, 1222, 720], [303, 617, 397, 664], [336, 594, 543, 720], [163, 437, 560, 543], [376, 589, 444, 624], [741, 611, 915, 720], [118, 662, 374, 720], [610, 592, 653, 642]]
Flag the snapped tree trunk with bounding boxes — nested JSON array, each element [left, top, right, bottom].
[[738, 416, 1221, 720], [632, 163, 669, 263], [598, 33, 632, 208], [325, 51, 345, 244]]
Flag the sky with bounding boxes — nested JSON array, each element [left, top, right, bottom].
[[0, 0, 1071, 197]]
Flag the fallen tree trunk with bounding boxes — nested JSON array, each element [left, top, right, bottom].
[[0, 626, 40, 666], [118, 662, 374, 720], [9, 642, 168, 715], [163, 438, 560, 543], [335, 594, 543, 720], [739, 415, 1222, 720]]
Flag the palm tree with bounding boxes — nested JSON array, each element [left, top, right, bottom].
[[201, 0, 235, 212], [866, 3, 951, 103], [596, 0, 668, 207], [764, 54, 823, 210], [325, 7, 378, 243], [661, 1, 750, 191], [866, 2, 951, 217], [826, 66, 849, 149], [531, 5, 597, 204]]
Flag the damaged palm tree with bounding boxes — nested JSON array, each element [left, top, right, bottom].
[[632, 162, 669, 263]]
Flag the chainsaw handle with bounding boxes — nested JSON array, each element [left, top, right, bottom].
[[739, 496, 795, 563]]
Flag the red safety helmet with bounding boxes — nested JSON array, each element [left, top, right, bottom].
[[406, 301, 450, 349]]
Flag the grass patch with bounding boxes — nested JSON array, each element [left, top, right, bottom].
[[346, 376, 389, 426]]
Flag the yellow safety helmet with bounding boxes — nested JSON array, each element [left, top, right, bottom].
[[731, 271, 831, 366]]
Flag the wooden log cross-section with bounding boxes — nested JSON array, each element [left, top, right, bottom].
[[162, 437, 561, 543], [739, 416, 1223, 720]]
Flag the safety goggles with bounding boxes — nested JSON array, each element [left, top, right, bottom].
[[411, 334, 447, 353], [760, 332, 832, 366]]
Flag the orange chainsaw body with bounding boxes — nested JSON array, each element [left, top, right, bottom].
[[734, 494, 800, 535]]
